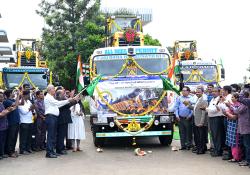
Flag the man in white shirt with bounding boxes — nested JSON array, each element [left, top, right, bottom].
[[205, 87, 226, 157], [44, 84, 79, 158], [19, 90, 34, 155]]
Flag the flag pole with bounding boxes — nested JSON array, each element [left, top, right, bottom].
[[76, 86, 88, 97]]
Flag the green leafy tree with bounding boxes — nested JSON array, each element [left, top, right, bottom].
[[144, 34, 161, 46], [37, 0, 105, 89]]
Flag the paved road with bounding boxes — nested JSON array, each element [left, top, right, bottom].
[[0, 120, 249, 175]]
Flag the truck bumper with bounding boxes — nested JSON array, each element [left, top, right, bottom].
[[96, 130, 172, 138]]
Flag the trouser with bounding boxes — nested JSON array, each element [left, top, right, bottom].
[[178, 117, 192, 148], [45, 115, 58, 155], [5, 124, 19, 155], [209, 116, 224, 154], [56, 123, 68, 153], [66, 139, 72, 149], [0, 130, 7, 156], [35, 117, 46, 149], [242, 134, 250, 163], [195, 126, 207, 152], [31, 122, 37, 150], [19, 123, 32, 152]]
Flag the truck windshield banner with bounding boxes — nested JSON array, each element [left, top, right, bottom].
[[94, 78, 168, 115]]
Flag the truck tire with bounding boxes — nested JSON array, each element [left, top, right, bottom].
[[92, 126, 105, 147], [159, 123, 174, 146], [159, 135, 173, 146]]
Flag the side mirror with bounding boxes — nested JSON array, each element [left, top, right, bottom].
[[221, 68, 225, 79], [12, 44, 16, 51], [42, 74, 47, 79]]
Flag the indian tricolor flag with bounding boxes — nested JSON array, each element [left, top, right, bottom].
[[76, 55, 84, 92]]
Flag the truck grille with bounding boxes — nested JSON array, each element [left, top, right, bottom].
[[119, 37, 141, 46], [20, 56, 36, 66]]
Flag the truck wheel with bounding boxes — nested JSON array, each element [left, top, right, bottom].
[[92, 126, 105, 147], [159, 135, 173, 146]]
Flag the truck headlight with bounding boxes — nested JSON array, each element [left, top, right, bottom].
[[160, 116, 171, 123], [154, 119, 159, 126], [109, 122, 115, 128]]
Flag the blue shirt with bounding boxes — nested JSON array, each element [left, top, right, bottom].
[[206, 93, 213, 104], [175, 95, 193, 118], [0, 103, 8, 131], [3, 99, 20, 126]]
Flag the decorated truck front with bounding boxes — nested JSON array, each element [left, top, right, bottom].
[[2, 67, 49, 90], [175, 60, 225, 91], [89, 46, 177, 147]]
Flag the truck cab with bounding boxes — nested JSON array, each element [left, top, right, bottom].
[[0, 38, 54, 89], [105, 15, 144, 47], [89, 46, 175, 147]]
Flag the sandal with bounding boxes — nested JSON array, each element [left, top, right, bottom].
[[77, 148, 82, 152], [228, 159, 238, 163]]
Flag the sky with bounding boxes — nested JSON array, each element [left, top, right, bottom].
[[0, 0, 249, 85]]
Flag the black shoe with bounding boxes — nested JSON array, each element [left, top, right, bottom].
[[52, 152, 61, 156], [56, 150, 68, 155], [45, 154, 57, 158], [197, 150, 205, 155], [192, 147, 198, 153], [2, 154, 8, 158], [27, 150, 34, 154], [179, 147, 187, 150], [66, 147, 73, 150], [222, 154, 232, 160], [211, 152, 222, 157], [32, 148, 41, 152], [19, 151, 29, 155], [40, 147, 46, 151]]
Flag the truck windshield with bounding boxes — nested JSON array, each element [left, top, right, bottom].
[[180, 65, 217, 83], [4, 73, 47, 89], [111, 17, 139, 33], [94, 54, 169, 76]]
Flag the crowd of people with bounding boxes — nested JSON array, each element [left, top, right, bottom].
[[0, 81, 249, 168], [0, 83, 85, 160], [175, 83, 250, 168]]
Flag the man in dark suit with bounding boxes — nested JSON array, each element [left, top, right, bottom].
[[56, 90, 77, 155]]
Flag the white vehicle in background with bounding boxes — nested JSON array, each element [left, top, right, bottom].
[[172, 40, 225, 91], [0, 29, 16, 88]]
